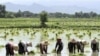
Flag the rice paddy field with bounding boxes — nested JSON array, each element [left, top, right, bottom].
[[0, 18, 100, 56], [0, 18, 100, 29]]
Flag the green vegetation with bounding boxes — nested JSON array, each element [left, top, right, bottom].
[[0, 18, 100, 30], [40, 11, 48, 27], [0, 18, 40, 28], [0, 45, 5, 48]]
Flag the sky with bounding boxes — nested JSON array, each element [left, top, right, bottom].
[[0, 0, 100, 6], [0, 0, 100, 12]]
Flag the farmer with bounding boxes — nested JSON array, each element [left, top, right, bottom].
[[68, 39, 76, 54], [5, 39, 14, 56], [40, 41, 48, 54], [76, 40, 81, 53], [91, 38, 99, 52], [80, 40, 87, 53], [76, 39, 86, 53], [18, 40, 28, 55], [55, 38, 63, 54]]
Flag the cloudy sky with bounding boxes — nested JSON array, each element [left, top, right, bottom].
[[0, 0, 100, 12], [0, 0, 100, 6]]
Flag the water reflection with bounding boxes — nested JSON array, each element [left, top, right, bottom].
[[40, 54, 47, 56], [40, 54, 62, 56], [57, 54, 61, 56], [53, 54, 61, 56], [69, 53, 85, 56], [91, 52, 99, 56], [69, 53, 75, 56]]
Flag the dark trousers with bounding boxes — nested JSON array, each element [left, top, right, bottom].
[[6, 48, 14, 56], [69, 48, 75, 54], [57, 48, 63, 54], [77, 48, 81, 53], [92, 49, 99, 52], [6, 51, 14, 56], [18, 51, 25, 55], [40, 48, 47, 54]]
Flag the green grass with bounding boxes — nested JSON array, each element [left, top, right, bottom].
[[0, 18, 40, 28], [0, 18, 100, 30]]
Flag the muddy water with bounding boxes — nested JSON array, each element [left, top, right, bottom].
[[0, 28, 100, 56]]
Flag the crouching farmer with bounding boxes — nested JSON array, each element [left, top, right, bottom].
[[55, 38, 63, 54], [18, 40, 32, 55], [40, 41, 48, 54], [5, 39, 14, 56]]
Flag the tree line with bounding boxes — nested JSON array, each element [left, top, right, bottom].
[[0, 4, 100, 18]]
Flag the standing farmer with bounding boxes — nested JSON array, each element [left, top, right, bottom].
[[91, 38, 99, 52]]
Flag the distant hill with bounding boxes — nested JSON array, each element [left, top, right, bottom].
[[4, 2, 100, 14]]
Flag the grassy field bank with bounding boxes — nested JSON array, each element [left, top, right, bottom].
[[0, 18, 100, 30]]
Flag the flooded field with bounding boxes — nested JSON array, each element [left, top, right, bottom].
[[0, 28, 100, 56]]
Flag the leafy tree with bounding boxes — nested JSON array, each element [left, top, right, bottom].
[[83, 13, 90, 18], [98, 14, 100, 17], [0, 4, 6, 18], [75, 11, 83, 18], [40, 11, 48, 27], [15, 10, 22, 17], [22, 11, 33, 17], [90, 11, 97, 17], [6, 11, 15, 18], [54, 12, 63, 18]]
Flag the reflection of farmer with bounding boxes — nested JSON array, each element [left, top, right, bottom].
[[91, 52, 99, 56], [40, 54, 47, 56], [40, 41, 48, 54], [68, 39, 76, 54], [18, 40, 28, 55], [55, 38, 63, 54], [91, 38, 99, 52], [5, 39, 14, 56]]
